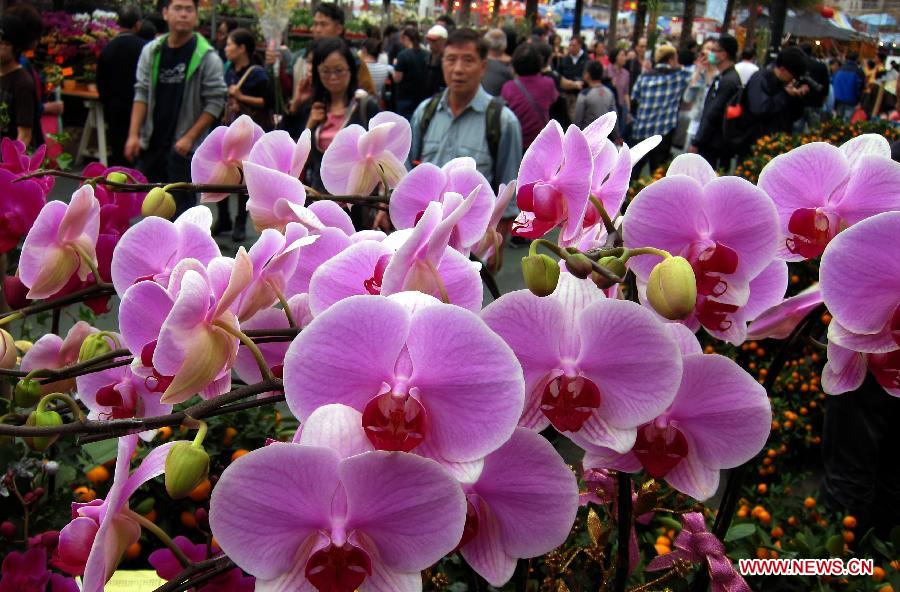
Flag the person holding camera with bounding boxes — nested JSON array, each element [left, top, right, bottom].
[[688, 35, 741, 171], [743, 46, 809, 143]]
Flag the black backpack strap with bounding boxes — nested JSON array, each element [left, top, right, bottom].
[[414, 93, 443, 164], [485, 97, 504, 185]]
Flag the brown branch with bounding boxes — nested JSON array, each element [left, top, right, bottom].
[[152, 555, 236, 592], [0, 283, 115, 324]]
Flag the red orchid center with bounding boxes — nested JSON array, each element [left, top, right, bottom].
[[139, 340, 175, 394], [868, 350, 900, 391], [632, 420, 689, 478], [693, 242, 738, 297], [305, 542, 372, 592], [95, 384, 136, 419], [785, 208, 836, 259], [361, 393, 427, 452], [540, 375, 602, 432], [696, 298, 740, 332], [363, 254, 392, 296], [457, 499, 480, 549]]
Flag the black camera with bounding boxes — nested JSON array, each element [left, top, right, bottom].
[[793, 75, 824, 94]]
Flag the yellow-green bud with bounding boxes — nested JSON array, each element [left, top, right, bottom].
[[78, 333, 113, 363], [24, 410, 63, 451], [522, 254, 561, 297], [564, 253, 594, 280], [0, 329, 16, 370], [14, 379, 42, 408], [165, 441, 210, 500], [142, 187, 176, 219], [105, 172, 129, 184], [646, 256, 697, 321], [593, 256, 627, 289]]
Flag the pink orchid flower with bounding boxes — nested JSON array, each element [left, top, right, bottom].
[[646, 512, 751, 592], [246, 128, 311, 177], [243, 161, 309, 233], [321, 112, 411, 196], [576, 346, 771, 501], [110, 206, 221, 295], [748, 284, 824, 341], [0, 168, 46, 254], [481, 273, 682, 451], [623, 154, 780, 343], [19, 185, 100, 299], [284, 292, 524, 462], [149, 536, 254, 591], [209, 443, 466, 591], [54, 435, 177, 591], [820, 211, 900, 397], [308, 198, 483, 314], [0, 137, 54, 196], [758, 134, 900, 260], [118, 253, 253, 404], [471, 181, 516, 266], [390, 157, 495, 252], [0, 547, 78, 592], [458, 428, 578, 586], [81, 162, 147, 224], [21, 321, 98, 394], [513, 121, 593, 241], [192, 114, 265, 202]]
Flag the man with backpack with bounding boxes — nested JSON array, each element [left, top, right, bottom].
[[408, 28, 522, 193], [689, 34, 741, 171]]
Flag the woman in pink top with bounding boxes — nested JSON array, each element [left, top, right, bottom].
[[501, 43, 559, 149]]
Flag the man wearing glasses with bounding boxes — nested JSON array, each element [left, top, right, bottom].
[[688, 34, 741, 171]]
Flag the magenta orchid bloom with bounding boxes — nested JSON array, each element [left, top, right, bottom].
[[81, 162, 147, 224], [481, 273, 682, 451], [247, 128, 311, 178], [284, 292, 524, 463], [513, 121, 593, 241], [21, 321, 97, 394], [646, 512, 751, 592], [0, 547, 78, 592], [192, 114, 265, 202], [577, 350, 771, 501], [820, 211, 900, 397], [110, 206, 221, 295], [0, 168, 46, 254], [758, 134, 900, 260], [118, 253, 253, 404], [0, 137, 54, 196], [748, 284, 824, 341], [321, 112, 411, 196], [308, 198, 483, 314], [623, 154, 780, 343], [390, 157, 495, 252], [458, 428, 578, 586], [244, 161, 309, 233], [19, 185, 101, 299], [209, 443, 466, 591], [149, 536, 254, 591]]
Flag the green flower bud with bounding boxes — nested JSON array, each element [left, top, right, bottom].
[[14, 379, 42, 408], [165, 441, 210, 500], [646, 256, 697, 321], [521, 254, 561, 297], [105, 172, 129, 185], [78, 333, 113, 363], [592, 256, 627, 289], [564, 253, 594, 280], [24, 410, 63, 452], [142, 187, 176, 219]]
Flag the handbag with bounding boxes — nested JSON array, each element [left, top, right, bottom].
[[224, 65, 274, 129]]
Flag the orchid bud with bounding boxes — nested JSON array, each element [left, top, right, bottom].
[[105, 172, 129, 185], [564, 253, 594, 280], [15, 340, 33, 353], [522, 254, 560, 297], [78, 333, 113, 363], [0, 521, 15, 540], [0, 329, 15, 369], [142, 187, 176, 219], [646, 256, 697, 321], [592, 256, 627, 289], [165, 441, 210, 500], [14, 379, 42, 408], [24, 409, 63, 451]]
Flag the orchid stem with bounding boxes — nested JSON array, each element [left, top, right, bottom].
[[123, 508, 192, 569], [612, 471, 632, 592], [213, 321, 274, 382], [268, 282, 297, 329], [37, 392, 86, 423], [72, 244, 103, 285], [589, 195, 617, 236], [190, 420, 208, 447], [424, 260, 451, 304], [622, 247, 671, 262]]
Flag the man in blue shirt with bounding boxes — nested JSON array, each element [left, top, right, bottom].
[[831, 52, 865, 120]]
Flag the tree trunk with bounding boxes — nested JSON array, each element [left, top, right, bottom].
[[608, 0, 619, 46], [383, 0, 392, 25], [526, 0, 539, 27], [769, 0, 787, 61], [491, 0, 502, 25], [746, 1, 759, 50], [632, 0, 648, 45], [646, 3, 658, 44], [679, 0, 697, 48], [573, 0, 585, 37], [722, 0, 736, 34]]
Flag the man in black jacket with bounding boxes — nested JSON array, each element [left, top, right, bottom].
[[690, 35, 741, 171], [745, 46, 808, 142]]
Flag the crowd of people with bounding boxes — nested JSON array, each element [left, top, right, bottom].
[[2, 0, 898, 240]]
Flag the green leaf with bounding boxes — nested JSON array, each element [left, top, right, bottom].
[[82, 439, 118, 465], [891, 525, 900, 552], [724, 523, 756, 542], [825, 534, 844, 557], [871, 536, 894, 560], [658, 516, 682, 531], [54, 463, 77, 491]]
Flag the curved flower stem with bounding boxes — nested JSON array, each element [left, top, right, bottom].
[[267, 281, 296, 329], [152, 555, 235, 592], [123, 508, 192, 569], [589, 195, 617, 236], [0, 282, 116, 327], [612, 471, 633, 592], [37, 392, 86, 422], [621, 247, 672, 262], [71, 244, 104, 285], [424, 260, 451, 304], [531, 240, 626, 286], [214, 321, 275, 382]]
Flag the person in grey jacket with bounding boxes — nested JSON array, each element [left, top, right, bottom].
[[125, 0, 226, 217], [574, 60, 618, 135]]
